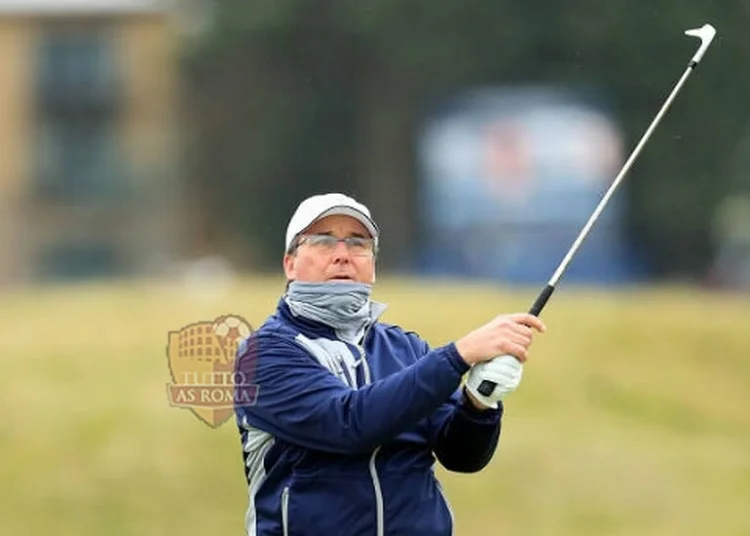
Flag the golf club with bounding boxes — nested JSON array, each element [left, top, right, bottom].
[[476, 23, 717, 397]]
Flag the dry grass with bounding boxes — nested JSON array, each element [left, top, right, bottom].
[[1, 276, 749, 535]]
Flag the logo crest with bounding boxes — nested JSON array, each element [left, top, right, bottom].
[[166, 314, 258, 428]]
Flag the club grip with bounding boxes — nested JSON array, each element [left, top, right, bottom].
[[475, 284, 555, 397], [528, 284, 554, 316]]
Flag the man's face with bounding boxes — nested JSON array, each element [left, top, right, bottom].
[[283, 215, 376, 284]]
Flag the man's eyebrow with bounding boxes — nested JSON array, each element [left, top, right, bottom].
[[314, 230, 368, 238]]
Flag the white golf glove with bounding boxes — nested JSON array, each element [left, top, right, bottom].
[[465, 355, 523, 409]]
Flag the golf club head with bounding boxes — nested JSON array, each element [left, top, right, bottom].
[[685, 23, 716, 64]]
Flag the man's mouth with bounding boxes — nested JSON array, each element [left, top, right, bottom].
[[329, 275, 353, 281]]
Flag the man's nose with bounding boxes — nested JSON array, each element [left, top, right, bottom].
[[330, 240, 351, 263]]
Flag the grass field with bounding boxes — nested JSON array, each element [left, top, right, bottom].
[[1, 275, 749, 535]]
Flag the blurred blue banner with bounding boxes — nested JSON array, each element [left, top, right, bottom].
[[415, 86, 648, 284]]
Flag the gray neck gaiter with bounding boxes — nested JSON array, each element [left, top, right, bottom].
[[284, 281, 385, 342]]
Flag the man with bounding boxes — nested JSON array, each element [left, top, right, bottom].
[[233, 193, 546, 536]]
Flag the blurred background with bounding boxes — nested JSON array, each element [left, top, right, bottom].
[[0, 0, 749, 287], [1, 1, 749, 535]]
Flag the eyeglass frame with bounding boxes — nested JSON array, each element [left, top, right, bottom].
[[286, 233, 378, 257]]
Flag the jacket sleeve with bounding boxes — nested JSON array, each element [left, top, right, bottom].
[[405, 332, 503, 473], [233, 331, 470, 455], [428, 387, 503, 473]]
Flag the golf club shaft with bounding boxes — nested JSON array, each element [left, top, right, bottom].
[[476, 27, 715, 398], [528, 62, 697, 316]]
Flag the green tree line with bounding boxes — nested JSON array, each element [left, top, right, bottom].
[[182, 1, 750, 280]]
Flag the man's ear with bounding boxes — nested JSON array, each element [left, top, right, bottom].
[[283, 254, 296, 281]]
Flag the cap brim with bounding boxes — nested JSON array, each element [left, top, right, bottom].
[[304, 205, 379, 239]]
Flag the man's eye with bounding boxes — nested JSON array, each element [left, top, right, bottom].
[[309, 235, 335, 246]]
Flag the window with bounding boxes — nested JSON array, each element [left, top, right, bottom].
[[36, 26, 119, 113], [31, 23, 130, 280], [33, 24, 126, 202], [36, 116, 123, 199]]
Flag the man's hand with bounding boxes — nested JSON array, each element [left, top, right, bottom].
[[454, 313, 546, 366], [465, 356, 523, 409]]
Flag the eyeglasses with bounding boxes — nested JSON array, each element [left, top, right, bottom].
[[292, 234, 376, 256]]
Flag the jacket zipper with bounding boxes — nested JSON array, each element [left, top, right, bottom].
[[356, 323, 373, 386], [358, 323, 382, 535], [357, 342, 372, 385], [368, 446, 384, 536], [281, 486, 290, 536]]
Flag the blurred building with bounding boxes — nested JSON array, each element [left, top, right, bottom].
[[710, 193, 750, 289], [415, 86, 649, 285], [0, 0, 181, 284]]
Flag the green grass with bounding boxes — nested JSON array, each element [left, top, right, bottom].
[[1, 276, 749, 535]]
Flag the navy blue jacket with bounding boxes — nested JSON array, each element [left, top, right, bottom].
[[233, 298, 503, 536]]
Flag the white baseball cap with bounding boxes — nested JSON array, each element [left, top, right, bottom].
[[285, 193, 380, 252]]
